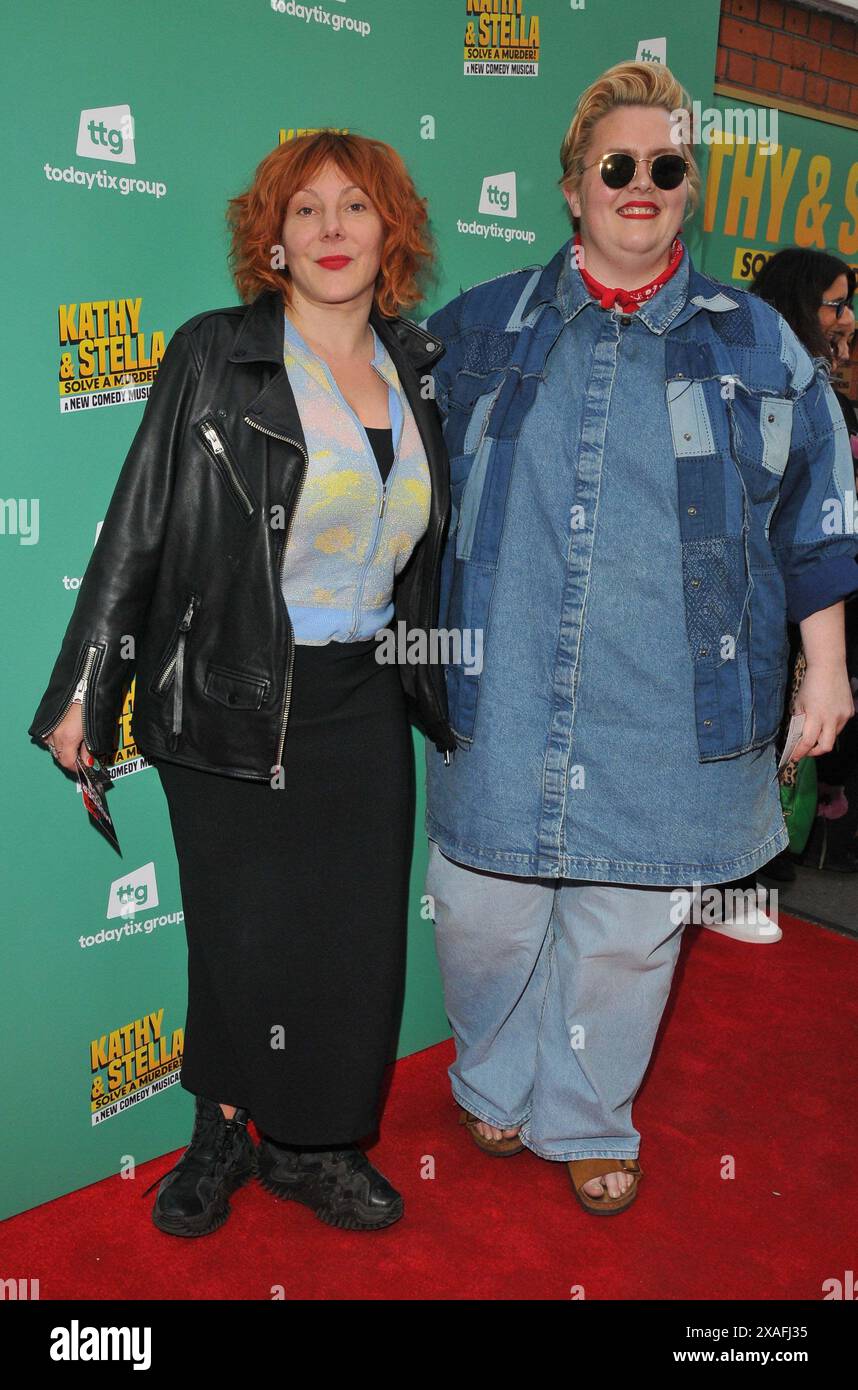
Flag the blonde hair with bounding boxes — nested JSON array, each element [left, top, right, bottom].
[[558, 61, 701, 227]]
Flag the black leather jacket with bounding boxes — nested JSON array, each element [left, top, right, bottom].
[[28, 289, 456, 779]]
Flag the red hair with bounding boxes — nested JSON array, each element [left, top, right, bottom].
[[226, 131, 434, 316]]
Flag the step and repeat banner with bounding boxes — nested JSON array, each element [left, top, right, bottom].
[[702, 94, 858, 397], [3, 0, 790, 1220]]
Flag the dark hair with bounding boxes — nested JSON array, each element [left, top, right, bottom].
[[749, 247, 856, 361]]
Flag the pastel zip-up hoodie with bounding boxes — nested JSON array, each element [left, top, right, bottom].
[[280, 312, 432, 643]]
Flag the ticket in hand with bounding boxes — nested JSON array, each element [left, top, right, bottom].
[[75, 753, 121, 852], [778, 713, 806, 771]]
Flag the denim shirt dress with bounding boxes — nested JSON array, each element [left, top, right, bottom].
[[425, 248, 800, 886]]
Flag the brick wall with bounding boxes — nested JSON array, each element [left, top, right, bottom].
[[716, 0, 858, 118]]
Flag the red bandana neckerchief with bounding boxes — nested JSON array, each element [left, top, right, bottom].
[[574, 233, 684, 312]]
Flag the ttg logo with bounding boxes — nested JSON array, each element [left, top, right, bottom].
[[107, 862, 159, 920], [635, 37, 666, 64], [76, 105, 136, 165], [479, 172, 517, 219]]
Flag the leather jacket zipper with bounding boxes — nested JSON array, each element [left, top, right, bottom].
[[165, 597, 197, 749], [197, 419, 255, 517], [243, 415, 309, 774], [75, 646, 98, 750], [155, 598, 194, 692], [37, 642, 100, 749]]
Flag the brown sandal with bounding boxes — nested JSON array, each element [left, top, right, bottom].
[[567, 1157, 642, 1214], [458, 1107, 525, 1156]]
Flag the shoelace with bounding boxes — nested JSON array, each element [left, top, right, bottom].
[[141, 1113, 241, 1199]]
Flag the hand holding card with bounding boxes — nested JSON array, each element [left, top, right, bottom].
[[778, 713, 806, 772], [75, 753, 121, 853]]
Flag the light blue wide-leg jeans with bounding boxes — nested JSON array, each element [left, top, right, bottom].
[[425, 840, 686, 1161]]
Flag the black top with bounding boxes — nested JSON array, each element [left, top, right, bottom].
[[364, 425, 395, 484]]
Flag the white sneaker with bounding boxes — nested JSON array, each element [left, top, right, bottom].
[[701, 909, 782, 943], [685, 884, 783, 943]]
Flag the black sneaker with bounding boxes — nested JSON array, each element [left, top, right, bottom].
[[255, 1138, 403, 1230], [143, 1096, 257, 1237]]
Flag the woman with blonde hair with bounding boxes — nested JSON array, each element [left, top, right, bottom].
[[29, 131, 454, 1235], [422, 62, 857, 1212]]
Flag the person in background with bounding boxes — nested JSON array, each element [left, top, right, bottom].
[[752, 248, 855, 365], [747, 251, 858, 881], [828, 303, 856, 381], [816, 298, 857, 870]]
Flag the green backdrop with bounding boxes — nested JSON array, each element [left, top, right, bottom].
[[3, 0, 752, 1219]]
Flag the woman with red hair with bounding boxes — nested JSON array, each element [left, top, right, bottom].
[[29, 132, 455, 1235]]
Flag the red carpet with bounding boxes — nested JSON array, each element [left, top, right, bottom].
[[3, 913, 856, 1300]]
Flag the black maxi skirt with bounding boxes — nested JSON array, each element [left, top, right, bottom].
[[152, 635, 416, 1145]]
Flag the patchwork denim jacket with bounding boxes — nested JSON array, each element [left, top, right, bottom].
[[423, 238, 858, 761]]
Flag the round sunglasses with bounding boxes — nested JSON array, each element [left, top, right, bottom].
[[583, 152, 689, 191]]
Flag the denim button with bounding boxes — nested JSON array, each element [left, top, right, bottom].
[[703, 718, 713, 727], [690, 577, 701, 587], [698, 646, 709, 656], [666, 379, 716, 458], [687, 505, 697, 515]]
